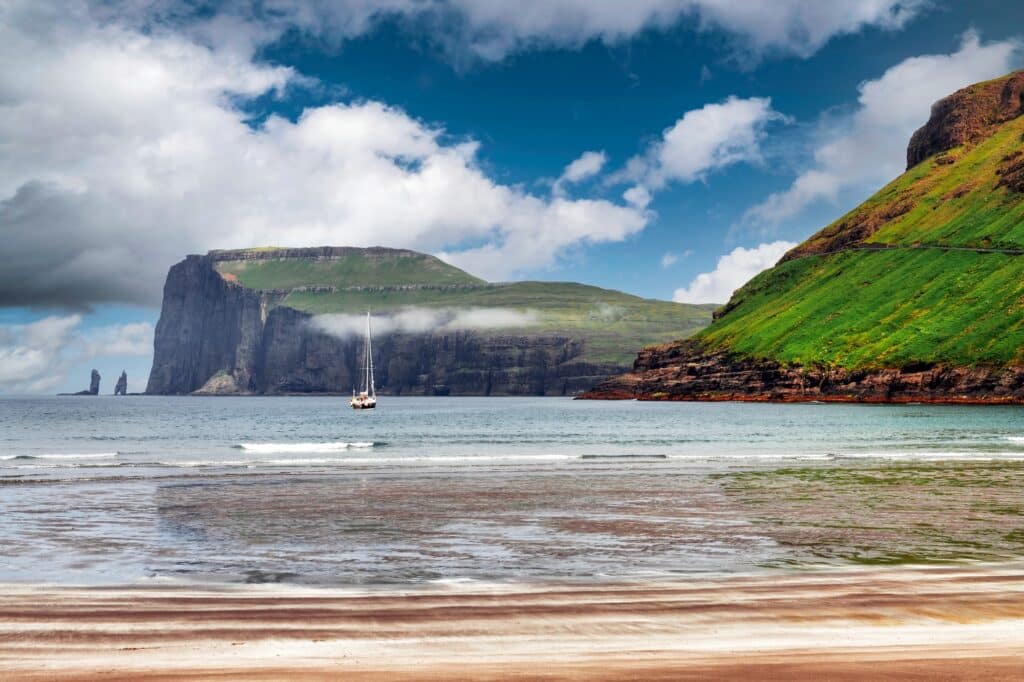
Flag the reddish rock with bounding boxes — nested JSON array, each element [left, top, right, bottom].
[[579, 341, 1024, 404], [906, 70, 1024, 169]]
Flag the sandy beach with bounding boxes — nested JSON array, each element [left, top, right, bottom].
[[2, 564, 1023, 680]]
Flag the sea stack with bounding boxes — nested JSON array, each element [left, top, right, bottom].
[[88, 369, 100, 395], [114, 371, 128, 396]]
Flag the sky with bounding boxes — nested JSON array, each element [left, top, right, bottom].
[[1, 0, 1023, 394]]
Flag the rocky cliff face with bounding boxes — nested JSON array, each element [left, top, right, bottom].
[[906, 70, 1024, 169], [146, 253, 626, 396], [146, 254, 268, 395], [580, 341, 1024, 404]]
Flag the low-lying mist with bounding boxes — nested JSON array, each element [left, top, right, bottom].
[[310, 308, 541, 339]]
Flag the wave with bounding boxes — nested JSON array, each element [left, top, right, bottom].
[[233, 442, 375, 453], [1005, 436, 1024, 444], [0, 452, 118, 461], [580, 454, 668, 460], [831, 450, 1024, 461]]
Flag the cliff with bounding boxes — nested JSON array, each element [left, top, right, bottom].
[[146, 248, 712, 396], [583, 71, 1024, 404], [906, 71, 1024, 169]]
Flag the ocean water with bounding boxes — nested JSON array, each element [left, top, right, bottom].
[[2, 396, 1024, 585]]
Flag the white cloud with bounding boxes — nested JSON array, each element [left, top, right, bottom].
[[262, 0, 929, 63], [745, 31, 1022, 226], [623, 185, 653, 209], [553, 150, 607, 196], [660, 250, 693, 268], [687, 0, 928, 60], [0, 315, 153, 393], [311, 307, 540, 339], [0, 2, 650, 306], [673, 240, 795, 304], [621, 96, 784, 191]]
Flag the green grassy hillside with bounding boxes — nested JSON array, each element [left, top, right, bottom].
[[699, 76, 1024, 370], [215, 248, 483, 288], [286, 281, 713, 364], [212, 248, 713, 366]]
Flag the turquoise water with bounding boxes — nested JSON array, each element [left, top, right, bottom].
[[1, 396, 1023, 584]]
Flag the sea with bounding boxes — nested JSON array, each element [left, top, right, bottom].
[[2, 396, 1023, 585]]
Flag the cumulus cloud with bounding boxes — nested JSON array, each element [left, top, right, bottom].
[[745, 31, 1022, 227], [260, 0, 929, 63], [311, 308, 541, 338], [686, 0, 928, 60], [0, 1, 651, 308], [619, 96, 784, 194], [553, 151, 607, 196], [0, 315, 153, 393], [673, 240, 795, 304]]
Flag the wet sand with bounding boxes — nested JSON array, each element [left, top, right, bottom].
[[3, 564, 1024, 680]]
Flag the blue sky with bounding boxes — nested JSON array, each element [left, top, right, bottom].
[[1, 1, 1023, 393]]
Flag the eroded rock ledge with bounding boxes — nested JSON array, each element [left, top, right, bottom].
[[906, 70, 1024, 169], [579, 341, 1024, 404]]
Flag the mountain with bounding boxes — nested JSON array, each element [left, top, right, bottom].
[[584, 71, 1024, 404], [145, 246, 714, 396]]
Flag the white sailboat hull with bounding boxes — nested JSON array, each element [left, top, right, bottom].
[[350, 395, 377, 410]]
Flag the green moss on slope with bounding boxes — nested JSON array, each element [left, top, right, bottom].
[[699, 103, 1024, 370], [216, 250, 483, 289]]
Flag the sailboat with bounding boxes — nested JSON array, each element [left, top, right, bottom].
[[350, 311, 377, 410]]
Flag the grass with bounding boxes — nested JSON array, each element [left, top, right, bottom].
[[699, 114, 1024, 369], [214, 251, 714, 367], [215, 250, 484, 289], [285, 281, 712, 365]]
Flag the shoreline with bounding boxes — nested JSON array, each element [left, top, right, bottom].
[[3, 564, 1023, 680], [579, 390, 1024, 405]]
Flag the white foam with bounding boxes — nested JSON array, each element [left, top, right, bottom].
[[679, 453, 837, 462], [1005, 436, 1024, 444], [834, 451, 1024, 461], [234, 442, 373, 453], [0, 452, 118, 461]]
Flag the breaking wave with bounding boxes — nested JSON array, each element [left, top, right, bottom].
[[0, 453, 118, 461], [233, 442, 375, 453]]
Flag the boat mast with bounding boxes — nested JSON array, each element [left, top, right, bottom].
[[366, 311, 375, 398]]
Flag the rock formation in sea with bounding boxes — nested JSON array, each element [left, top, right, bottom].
[[582, 71, 1024, 404], [114, 371, 128, 396], [145, 247, 713, 396], [62, 369, 102, 396]]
